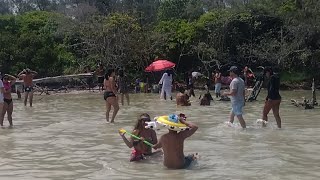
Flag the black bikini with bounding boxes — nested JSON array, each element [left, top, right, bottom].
[[4, 98, 12, 105], [104, 91, 116, 100], [25, 86, 33, 92]]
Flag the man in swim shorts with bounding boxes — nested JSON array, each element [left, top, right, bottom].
[[153, 114, 198, 169], [223, 66, 246, 128], [18, 68, 37, 107], [95, 63, 105, 92]]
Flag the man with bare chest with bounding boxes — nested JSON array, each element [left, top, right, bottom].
[[18, 68, 37, 107], [153, 114, 198, 169], [176, 86, 191, 106]]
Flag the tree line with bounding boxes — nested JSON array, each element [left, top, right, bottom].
[[0, 0, 319, 83]]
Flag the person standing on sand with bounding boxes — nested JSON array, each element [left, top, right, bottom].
[[223, 66, 246, 129], [159, 69, 173, 100], [18, 68, 37, 107], [1, 74, 16, 127], [261, 67, 282, 128], [117, 70, 130, 106], [104, 69, 119, 123], [95, 64, 105, 92]]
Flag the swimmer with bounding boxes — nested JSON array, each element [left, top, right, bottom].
[[176, 86, 191, 106], [104, 69, 119, 123], [153, 114, 198, 169], [0, 74, 16, 127], [18, 68, 37, 107], [200, 91, 213, 106], [119, 113, 158, 161]]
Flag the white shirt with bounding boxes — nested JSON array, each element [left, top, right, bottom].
[[0, 80, 4, 102], [229, 77, 245, 105], [159, 73, 172, 88]]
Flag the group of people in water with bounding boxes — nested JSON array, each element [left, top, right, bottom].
[[117, 65, 282, 169], [0, 64, 282, 169]]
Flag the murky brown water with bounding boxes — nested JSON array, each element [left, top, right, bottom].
[[0, 90, 319, 180]]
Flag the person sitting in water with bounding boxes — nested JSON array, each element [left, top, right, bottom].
[[153, 114, 198, 169], [199, 86, 213, 106], [119, 113, 158, 161], [18, 68, 37, 107], [176, 86, 191, 106]]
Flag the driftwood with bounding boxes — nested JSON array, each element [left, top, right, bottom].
[[16, 73, 93, 93], [291, 98, 314, 109]]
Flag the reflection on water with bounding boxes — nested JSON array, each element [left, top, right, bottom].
[[0, 90, 320, 180]]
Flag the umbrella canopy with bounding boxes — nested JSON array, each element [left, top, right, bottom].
[[145, 60, 175, 72]]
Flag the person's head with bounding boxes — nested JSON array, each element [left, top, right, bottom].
[[264, 67, 273, 78], [2, 74, 9, 83], [178, 85, 185, 94], [105, 69, 115, 79], [166, 69, 172, 76], [134, 113, 151, 131], [25, 68, 31, 74], [215, 69, 220, 73], [228, 66, 240, 78], [118, 70, 124, 77]]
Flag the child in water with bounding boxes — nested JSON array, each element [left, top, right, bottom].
[[153, 114, 198, 169], [119, 113, 158, 161]]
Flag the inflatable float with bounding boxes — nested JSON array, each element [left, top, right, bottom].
[[145, 114, 190, 131]]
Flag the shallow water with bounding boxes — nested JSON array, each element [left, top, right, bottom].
[[0, 90, 319, 180]]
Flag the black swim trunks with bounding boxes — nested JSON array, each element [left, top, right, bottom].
[[24, 86, 33, 92], [4, 98, 12, 105], [183, 155, 195, 169], [98, 76, 104, 84], [104, 91, 116, 100]]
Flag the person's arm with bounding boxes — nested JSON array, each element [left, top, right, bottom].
[[6, 74, 17, 85], [152, 136, 162, 150], [18, 70, 25, 78], [150, 130, 158, 145], [111, 77, 117, 94], [31, 70, 38, 77], [178, 118, 198, 139], [159, 73, 165, 85], [224, 81, 237, 96], [119, 130, 139, 148]]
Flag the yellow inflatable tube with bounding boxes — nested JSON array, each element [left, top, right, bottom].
[[155, 116, 189, 131]]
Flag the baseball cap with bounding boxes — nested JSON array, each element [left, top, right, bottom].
[[228, 66, 238, 72]]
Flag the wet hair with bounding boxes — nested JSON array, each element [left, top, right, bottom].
[[133, 113, 151, 131], [25, 68, 31, 74], [105, 69, 115, 79], [178, 86, 185, 93], [2, 74, 8, 81], [166, 69, 172, 76]]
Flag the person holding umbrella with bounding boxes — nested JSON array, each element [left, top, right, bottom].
[[159, 69, 173, 100]]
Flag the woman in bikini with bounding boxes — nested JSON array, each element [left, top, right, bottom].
[[119, 113, 158, 161], [104, 69, 119, 123], [1, 74, 16, 127]]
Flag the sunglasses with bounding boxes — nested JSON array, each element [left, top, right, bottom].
[[141, 118, 151, 122]]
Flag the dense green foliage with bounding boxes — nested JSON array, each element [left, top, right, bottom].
[[0, 0, 319, 81]]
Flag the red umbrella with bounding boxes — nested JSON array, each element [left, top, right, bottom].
[[145, 60, 175, 72]]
